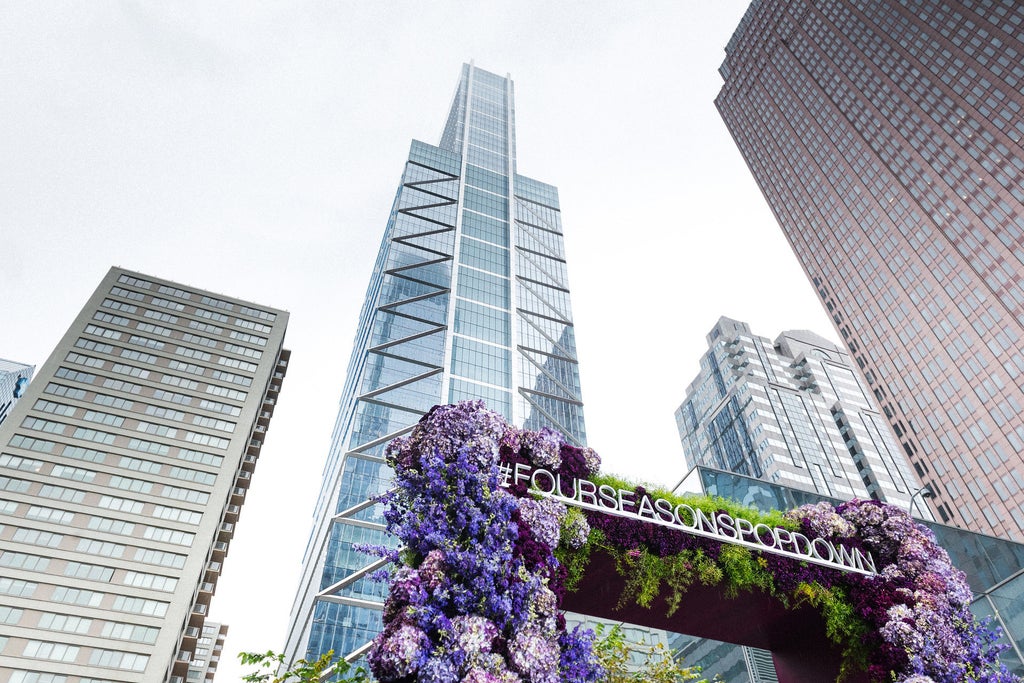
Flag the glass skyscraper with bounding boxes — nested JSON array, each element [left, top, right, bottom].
[[0, 359, 34, 429], [283, 63, 587, 666], [677, 317, 924, 513], [717, 0, 1024, 540]]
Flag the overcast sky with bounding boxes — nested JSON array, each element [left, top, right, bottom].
[[1, 1, 838, 678]]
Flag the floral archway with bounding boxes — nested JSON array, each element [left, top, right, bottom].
[[361, 402, 1018, 683]]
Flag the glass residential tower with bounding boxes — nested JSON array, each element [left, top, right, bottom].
[[283, 63, 587, 666]]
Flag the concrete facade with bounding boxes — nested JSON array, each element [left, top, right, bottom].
[[0, 267, 289, 682]]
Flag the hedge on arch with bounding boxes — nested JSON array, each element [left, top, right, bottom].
[[361, 402, 1018, 683]]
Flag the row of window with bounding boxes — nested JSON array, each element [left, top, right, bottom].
[[0, 549, 178, 592], [59, 354, 250, 405], [64, 375, 218, 420], [21, 639, 149, 671], [116, 272, 277, 321], [0, 472, 209, 515], [23, 411, 231, 452], [76, 332, 259, 384], [93, 302, 269, 358]]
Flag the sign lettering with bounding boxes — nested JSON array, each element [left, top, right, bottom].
[[501, 463, 877, 575]]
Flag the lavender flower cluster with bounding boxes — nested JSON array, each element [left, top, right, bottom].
[[789, 499, 1019, 683], [366, 402, 603, 683]]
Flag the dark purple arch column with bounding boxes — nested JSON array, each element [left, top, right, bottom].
[[560, 552, 869, 683]]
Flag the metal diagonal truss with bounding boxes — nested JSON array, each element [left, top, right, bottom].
[[517, 278, 571, 324], [511, 196, 586, 446], [518, 310, 577, 360], [519, 347, 581, 403], [518, 388, 583, 447], [516, 247, 569, 290], [301, 158, 462, 668]]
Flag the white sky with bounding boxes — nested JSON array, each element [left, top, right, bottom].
[[0, 1, 837, 678]]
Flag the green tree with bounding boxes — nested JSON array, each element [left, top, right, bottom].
[[238, 650, 368, 683], [593, 624, 714, 683]]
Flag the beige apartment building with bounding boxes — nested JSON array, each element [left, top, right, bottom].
[[0, 267, 288, 682]]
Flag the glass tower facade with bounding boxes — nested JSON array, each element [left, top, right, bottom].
[[0, 359, 34, 429], [676, 317, 924, 513], [283, 64, 587, 666], [717, 0, 1024, 539]]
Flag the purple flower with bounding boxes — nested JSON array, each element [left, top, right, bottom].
[[525, 585, 558, 636], [462, 670, 503, 683], [518, 497, 565, 551], [786, 501, 855, 538], [419, 549, 447, 592], [451, 614, 500, 655], [463, 665, 523, 683], [520, 428, 562, 469], [561, 508, 590, 550], [579, 447, 601, 476], [369, 402, 603, 683], [367, 623, 430, 680], [509, 627, 560, 683], [559, 626, 604, 683]]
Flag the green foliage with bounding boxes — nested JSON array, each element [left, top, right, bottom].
[[791, 583, 871, 678], [659, 551, 700, 616], [555, 525, 600, 593], [592, 623, 710, 683], [716, 545, 776, 598], [555, 476, 879, 681], [239, 650, 369, 683]]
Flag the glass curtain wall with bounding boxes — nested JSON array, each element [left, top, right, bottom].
[[282, 63, 587, 667]]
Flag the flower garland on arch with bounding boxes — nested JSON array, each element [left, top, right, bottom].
[[364, 401, 603, 683], [364, 402, 1018, 683], [785, 501, 1016, 683]]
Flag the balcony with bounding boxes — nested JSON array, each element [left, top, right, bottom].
[[223, 504, 241, 522]]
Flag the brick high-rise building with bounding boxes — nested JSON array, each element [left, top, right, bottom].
[[717, 0, 1024, 539], [0, 267, 289, 682]]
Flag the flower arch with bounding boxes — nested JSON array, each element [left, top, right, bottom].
[[364, 402, 1018, 683]]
